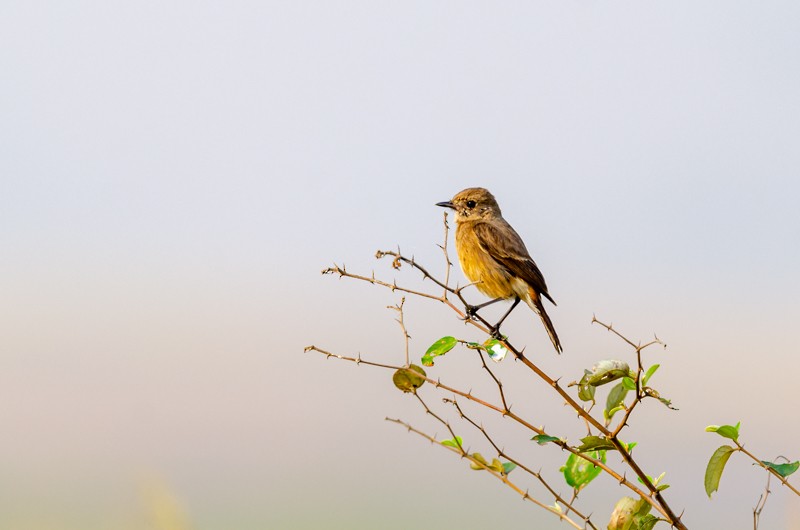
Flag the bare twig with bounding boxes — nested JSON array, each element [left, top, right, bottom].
[[411, 392, 460, 448], [753, 467, 772, 530], [437, 212, 453, 295], [391, 298, 411, 366], [323, 265, 444, 303], [591, 317, 666, 351], [471, 343, 509, 413]]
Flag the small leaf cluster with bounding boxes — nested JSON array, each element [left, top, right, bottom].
[[441, 437, 516, 475], [608, 496, 661, 530], [421, 336, 457, 366], [571, 359, 675, 427], [561, 450, 606, 492], [421, 336, 509, 367]]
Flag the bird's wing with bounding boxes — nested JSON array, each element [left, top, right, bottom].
[[473, 221, 556, 305]]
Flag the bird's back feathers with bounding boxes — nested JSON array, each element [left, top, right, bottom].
[[472, 220, 556, 305]]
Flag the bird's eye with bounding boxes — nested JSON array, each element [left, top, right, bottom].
[[466, 200, 476, 209]]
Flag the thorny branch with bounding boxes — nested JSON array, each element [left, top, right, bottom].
[[391, 297, 411, 366], [313, 213, 689, 529], [437, 211, 453, 295], [304, 345, 663, 518], [305, 345, 517, 418], [753, 467, 772, 530]]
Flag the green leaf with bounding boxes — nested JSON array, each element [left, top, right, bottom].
[[577, 379, 596, 402], [643, 387, 678, 410], [532, 434, 562, 445], [605, 406, 626, 423], [642, 364, 660, 386], [441, 436, 463, 449], [636, 472, 668, 491], [656, 396, 677, 410], [608, 496, 651, 530], [623, 441, 638, 453], [392, 364, 426, 393], [469, 452, 488, 470], [761, 460, 800, 478], [575, 360, 632, 402], [421, 336, 457, 366], [636, 514, 660, 530], [468, 454, 509, 474], [622, 377, 637, 391], [605, 382, 629, 424], [577, 436, 617, 452], [705, 445, 736, 498], [483, 338, 508, 363], [585, 360, 632, 387], [705, 422, 740, 441], [489, 458, 505, 473], [502, 462, 517, 475], [561, 451, 606, 490]]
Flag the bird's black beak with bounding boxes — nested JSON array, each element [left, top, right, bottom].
[[436, 201, 455, 209]]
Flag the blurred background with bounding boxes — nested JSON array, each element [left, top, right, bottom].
[[2, 1, 800, 529]]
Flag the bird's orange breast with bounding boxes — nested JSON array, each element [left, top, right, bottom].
[[455, 223, 515, 300]]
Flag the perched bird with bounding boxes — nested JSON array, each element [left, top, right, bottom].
[[436, 187, 562, 353]]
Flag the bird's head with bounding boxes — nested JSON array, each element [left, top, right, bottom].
[[436, 187, 501, 222]]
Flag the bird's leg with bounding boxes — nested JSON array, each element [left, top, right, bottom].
[[464, 297, 504, 319], [489, 297, 521, 338]]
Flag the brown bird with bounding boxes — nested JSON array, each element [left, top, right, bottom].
[[437, 187, 562, 353]]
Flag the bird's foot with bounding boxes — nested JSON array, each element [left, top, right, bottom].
[[463, 304, 479, 321], [489, 326, 503, 340]]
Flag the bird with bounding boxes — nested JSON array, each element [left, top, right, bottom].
[[436, 187, 562, 353]]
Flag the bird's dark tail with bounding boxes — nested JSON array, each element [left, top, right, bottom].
[[525, 289, 562, 354]]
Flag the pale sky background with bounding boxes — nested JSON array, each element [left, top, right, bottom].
[[2, 2, 800, 529]]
